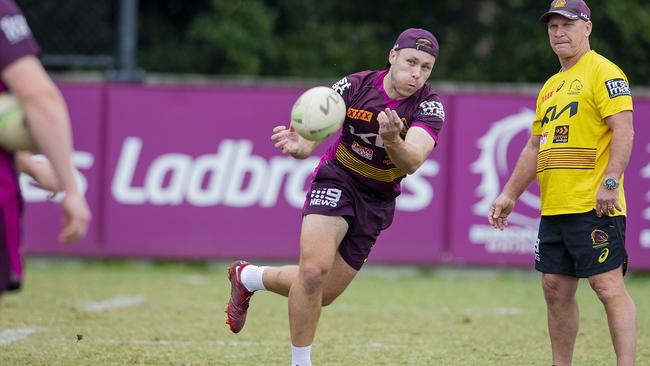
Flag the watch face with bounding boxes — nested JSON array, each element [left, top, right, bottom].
[[605, 178, 618, 190]]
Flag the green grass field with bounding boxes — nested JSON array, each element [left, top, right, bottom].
[[0, 259, 648, 365]]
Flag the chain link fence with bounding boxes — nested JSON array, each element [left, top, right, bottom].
[[19, 0, 116, 68], [18, 0, 142, 80]]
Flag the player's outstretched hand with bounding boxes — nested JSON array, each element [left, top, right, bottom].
[[271, 125, 301, 156], [378, 108, 404, 142], [488, 194, 515, 231], [59, 192, 91, 244]]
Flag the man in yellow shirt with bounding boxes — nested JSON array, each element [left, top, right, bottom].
[[488, 1, 636, 365]]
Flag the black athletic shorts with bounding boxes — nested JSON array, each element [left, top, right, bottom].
[[535, 210, 627, 278]]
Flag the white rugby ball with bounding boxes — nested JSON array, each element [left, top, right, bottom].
[[0, 93, 37, 152], [290, 86, 346, 141]]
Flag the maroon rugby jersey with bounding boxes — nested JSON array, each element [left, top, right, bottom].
[[0, 0, 36, 288], [319, 70, 445, 197], [0, 0, 40, 92], [0, 0, 39, 197]]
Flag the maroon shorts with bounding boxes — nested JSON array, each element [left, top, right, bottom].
[[0, 150, 22, 294], [0, 194, 22, 294], [303, 161, 395, 270]]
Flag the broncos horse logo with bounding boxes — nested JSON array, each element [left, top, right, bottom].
[[471, 108, 540, 228]]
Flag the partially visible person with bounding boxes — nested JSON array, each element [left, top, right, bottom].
[[0, 0, 91, 298], [226, 27, 445, 365], [488, 1, 636, 365]]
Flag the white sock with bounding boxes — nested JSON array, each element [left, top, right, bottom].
[[240, 265, 268, 292], [291, 344, 312, 366]]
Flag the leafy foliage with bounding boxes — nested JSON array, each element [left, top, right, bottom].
[[17, 0, 650, 84]]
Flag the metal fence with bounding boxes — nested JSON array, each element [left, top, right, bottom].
[[18, 0, 142, 81]]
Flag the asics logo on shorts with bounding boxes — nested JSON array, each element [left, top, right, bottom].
[[309, 188, 342, 207], [598, 248, 609, 263]]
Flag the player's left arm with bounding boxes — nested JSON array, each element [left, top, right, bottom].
[[604, 110, 634, 179], [379, 108, 435, 174], [596, 110, 634, 215], [14, 151, 61, 192]]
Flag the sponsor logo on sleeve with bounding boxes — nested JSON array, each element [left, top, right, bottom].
[[332, 77, 352, 95], [0, 15, 32, 44], [553, 125, 569, 143], [419, 100, 445, 121], [605, 78, 631, 99]]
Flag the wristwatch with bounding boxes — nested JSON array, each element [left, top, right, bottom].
[[603, 177, 619, 190]]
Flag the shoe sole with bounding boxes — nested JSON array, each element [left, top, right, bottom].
[[225, 262, 240, 333]]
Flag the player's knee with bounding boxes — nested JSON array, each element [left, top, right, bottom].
[[299, 263, 330, 293], [542, 278, 570, 304], [589, 280, 625, 304]]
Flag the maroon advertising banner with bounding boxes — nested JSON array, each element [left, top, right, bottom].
[[447, 94, 650, 270], [626, 99, 650, 269], [19, 82, 650, 270], [447, 94, 540, 267], [100, 85, 448, 264]]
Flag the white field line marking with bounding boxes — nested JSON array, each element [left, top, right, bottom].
[[184, 275, 208, 285], [362, 342, 408, 349], [332, 304, 523, 317], [91, 338, 409, 349], [0, 326, 37, 346], [79, 295, 145, 312], [462, 307, 523, 316], [493, 307, 523, 315], [95, 339, 266, 346]]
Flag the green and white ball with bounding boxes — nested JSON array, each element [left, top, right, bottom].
[[290, 86, 346, 141], [0, 93, 37, 152]]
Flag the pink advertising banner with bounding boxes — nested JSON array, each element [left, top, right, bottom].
[[447, 94, 650, 270], [22, 84, 104, 256], [19, 82, 650, 270], [626, 99, 650, 270], [100, 85, 448, 264], [447, 94, 540, 267]]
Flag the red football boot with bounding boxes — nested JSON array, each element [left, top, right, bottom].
[[225, 260, 254, 333]]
